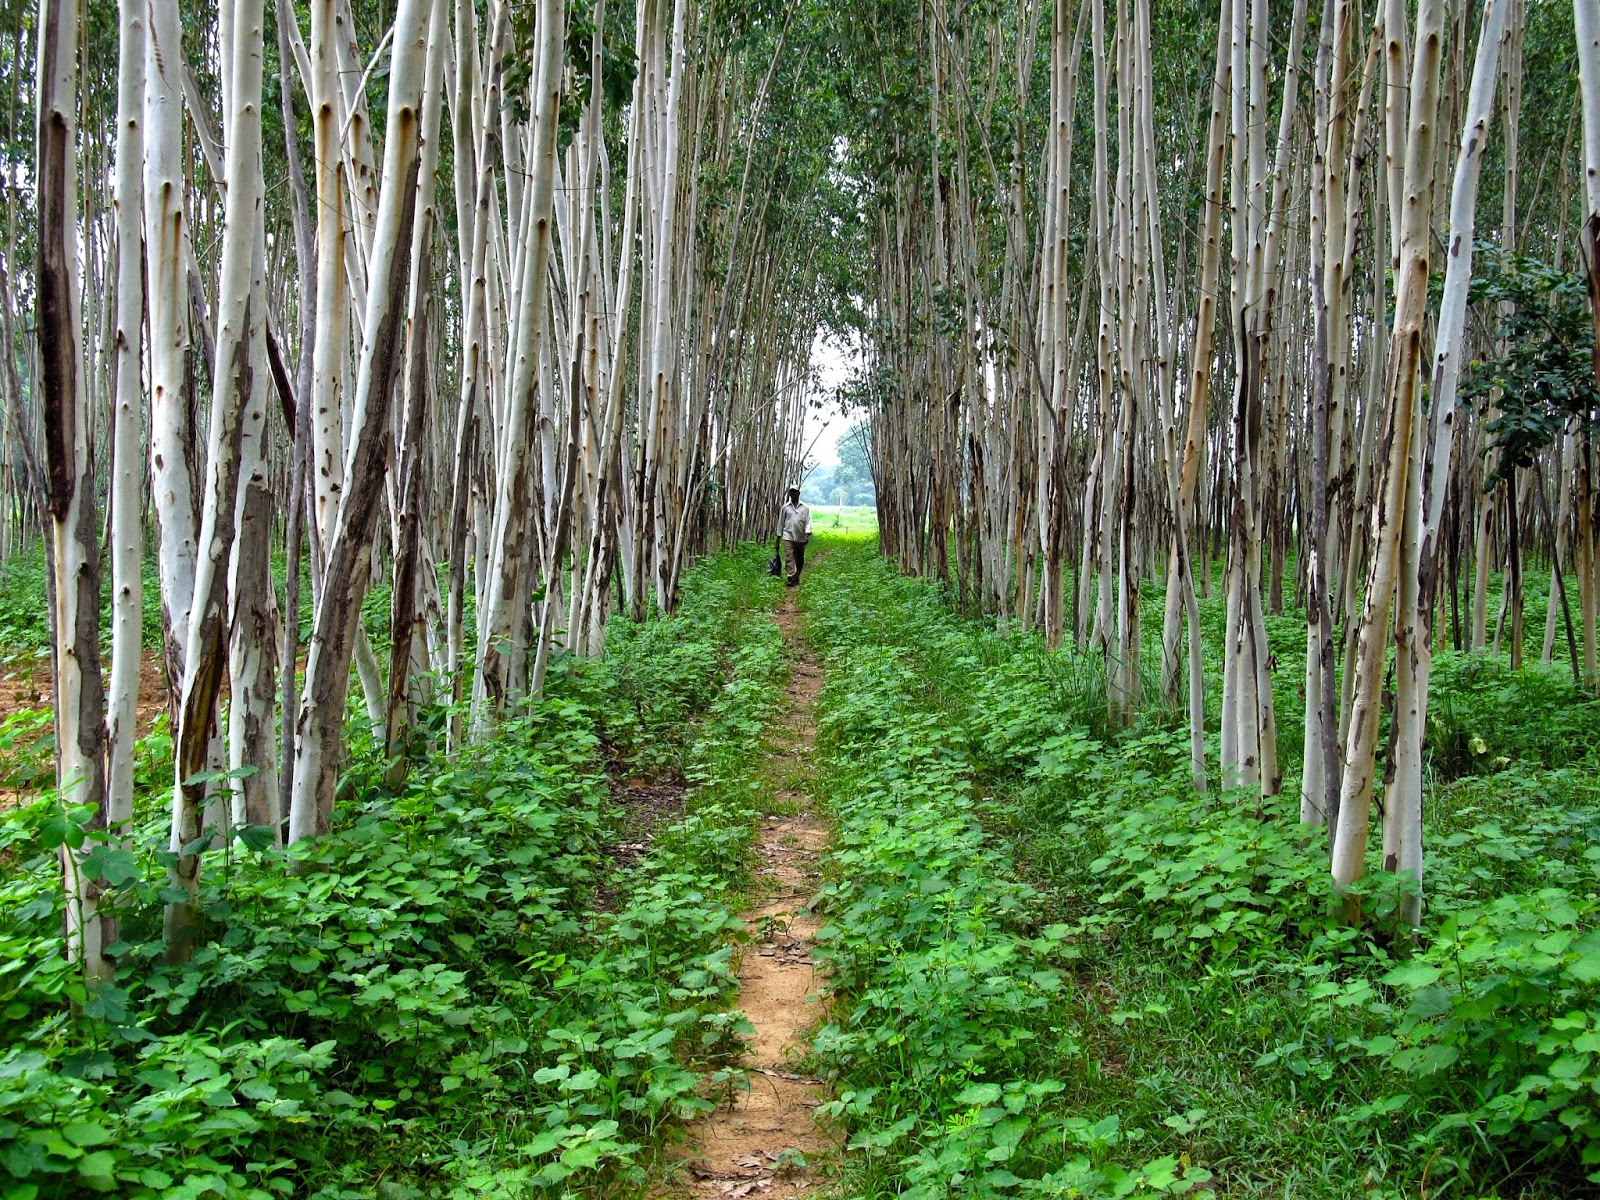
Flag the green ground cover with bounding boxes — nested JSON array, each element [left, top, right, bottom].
[[6, 528, 1599, 1199], [0, 547, 790, 1199], [798, 533, 1600, 1200], [810, 507, 880, 537]]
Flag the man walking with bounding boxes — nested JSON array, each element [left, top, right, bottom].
[[778, 486, 812, 586]]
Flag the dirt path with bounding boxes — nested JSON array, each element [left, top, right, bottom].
[[670, 588, 838, 1199]]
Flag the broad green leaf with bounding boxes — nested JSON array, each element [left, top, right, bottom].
[[77, 1150, 117, 1192], [80, 846, 138, 887], [62, 1123, 110, 1148], [82, 985, 128, 1024], [955, 1082, 1002, 1106], [1381, 961, 1443, 990]]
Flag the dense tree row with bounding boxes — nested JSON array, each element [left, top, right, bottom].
[[16, 0, 844, 974], [13, 0, 1600, 972], [830, 0, 1600, 921]]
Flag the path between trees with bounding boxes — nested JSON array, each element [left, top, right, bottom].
[[669, 586, 840, 1198]]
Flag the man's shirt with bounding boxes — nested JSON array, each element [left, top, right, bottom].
[[779, 501, 812, 541]]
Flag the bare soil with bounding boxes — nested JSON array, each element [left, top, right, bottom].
[[666, 588, 840, 1199], [595, 767, 690, 909], [605, 766, 689, 871], [0, 649, 172, 809], [0, 649, 171, 735]]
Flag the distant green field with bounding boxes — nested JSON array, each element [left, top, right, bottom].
[[811, 504, 878, 535]]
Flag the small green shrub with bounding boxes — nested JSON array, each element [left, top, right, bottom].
[[0, 707, 54, 791], [1426, 653, 1600, 781]]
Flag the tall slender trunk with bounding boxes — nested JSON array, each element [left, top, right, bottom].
[[276, 0, 318, 831], [289, 0, 431, 843], [1303, 0, 1336, 826], [476, 0, 564, 708], [107, 0, 145, 835], [37, 0, 111, 979], [1329, 0, 1444, 914], [385, 0, 449, 770], [1576, 0, 1600, 692], [1382, 0, 1512, 928], [309, 0, 349, 567], [144, 0, 199, 725], [168, 0, 271, 960]]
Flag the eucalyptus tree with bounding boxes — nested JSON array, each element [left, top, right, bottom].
[[815, 0, 1596, 931], [1380, 0, 1513, 926], [1325, 0, 1442, 909], [105, 0, 143, 844], [290, 0, 438, 842], [168, 0, 278, 956], [1216, 0, 1304, 796], [36, 0, 110, 977], [22, 0, 1600, 960], [473, 0, 563, 712], [1578, 0, 1600, 692], [21, 0, 836, 968], [144, 0, 199, 718]]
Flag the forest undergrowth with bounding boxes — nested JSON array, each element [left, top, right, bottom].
[[799, 534, 1600, 1200], [0, 547, 789, 1199], [5, 531, 1600, 1199]]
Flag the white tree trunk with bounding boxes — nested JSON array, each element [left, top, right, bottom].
[[1329, 0, 1443, 911], [107, 0, 145, 832], [290, 0, 432, 843], [1575, 0, 1600, 690], [37, 0, 111, 979], [310, 0, 349, 563], [475, 0, 564, 710], [168, 0, 271, 959], [1384, 0, 1509, 923], [144, 0, 199, 708], [384, 0, 450, 769]]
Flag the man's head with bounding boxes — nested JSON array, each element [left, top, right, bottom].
[[788, 486, 800, 503]]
